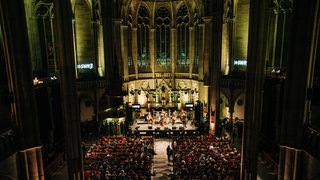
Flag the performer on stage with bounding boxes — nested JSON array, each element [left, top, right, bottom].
[[171, 110, 178, 125], [147, 112, 153, 124], [180, 110, 187, 128]]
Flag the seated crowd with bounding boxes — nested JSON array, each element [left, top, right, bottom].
[[171, 135, 241, 179], [84, 135, 155, 179]]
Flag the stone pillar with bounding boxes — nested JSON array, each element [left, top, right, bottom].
[[266, 1, 279, 69], [278, 2, 319, 179], [132, 28, 139, 79], [198, 23, 205, 81], [241, 0, 268, 179], [189, 27, 195, 78], [121, 25, 129, 81], [19, 147, 44, 180], [101, 0, 114, 93], [0, 0, 44, 179], [53, 0, 83, 179], [170, 28, 177, 76], [1, 0, 40, 150], [278, 146, 304, 180], [221, 22, 230, 75], [97, 22, 105, 77], [149, 28, 156, 78], [208, 0, 223, 135], [202, 17, 212, 86], [113, 19, 123, 79], [277, 5, 292, 68]]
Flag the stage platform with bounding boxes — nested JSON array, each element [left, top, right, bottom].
[[130, 118, 198, 136]]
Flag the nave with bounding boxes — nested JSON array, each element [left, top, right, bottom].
[[50, 133, 277, 180]]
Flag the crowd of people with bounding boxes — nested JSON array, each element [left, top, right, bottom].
[[82, 132, 240, 179], [171, 135, 241, 179], [83, 135, 155, 179]]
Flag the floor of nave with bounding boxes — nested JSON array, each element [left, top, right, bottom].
[[51, 134, 277, 180]]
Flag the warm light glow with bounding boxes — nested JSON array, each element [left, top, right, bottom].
[[234, 60, 247, 66], [33, 77, 43, 85], [77, 63, 94, 69], [138, 93, 147, 105]]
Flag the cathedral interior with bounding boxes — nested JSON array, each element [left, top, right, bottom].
[[0, 0, 320, 179]]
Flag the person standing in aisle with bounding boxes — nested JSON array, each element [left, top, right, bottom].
[[166, 145, 172, 162]]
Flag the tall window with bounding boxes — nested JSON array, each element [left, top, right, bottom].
[[193, 9, 199, 67], [35, 0, 57, 76], [127, 9, 134, 74], [177, 5, 189, 65], [137, 6, 150, 66], [156, 7, 171, 65], [193, 8, 199, 74]]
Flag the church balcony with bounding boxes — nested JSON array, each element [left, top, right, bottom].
[[76, 79, 106, 90]]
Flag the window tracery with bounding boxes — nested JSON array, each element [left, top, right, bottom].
[[127, 8, 134, 73], [177, 4, 189, 65], [156, 6, 171, 65], [137, 5, 150, 67]]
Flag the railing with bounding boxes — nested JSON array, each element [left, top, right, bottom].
[[44, 152, 65, 179], [76, 79, 106, 90], [220, 78, 245, 89], [0, 130, 17, 161], [123, 73, 245, 90], [138, 73, 153, 79]]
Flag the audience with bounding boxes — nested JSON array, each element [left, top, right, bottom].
[[83, 133, 240, 180], [171, 135, 241, 179], [83, 135, 154, 180]]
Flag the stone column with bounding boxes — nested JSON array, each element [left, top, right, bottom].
[[132, 28, 139, 79], [113, 19, 123, 79], [221, 22, 229, 75], [149, 28, 156, 78], [97, 22, 105, 77], [202, 17, 212, 86], [198, 23, 205, 81], [267, 1, 279, 69], [121, 25, 129, 81], [53, 0, 83, 179], [208, 0, 223, 135], [19, 147, 44, 180], [189, 27, 195, 78], [0, 0, 44, 179], [241, 0, 268, 179], [93, 20, 99, 75], [170, 28, 177, 76], [101, 0, 114, 93], [278, 0, 319, 178], [278, 146, 304, 180]]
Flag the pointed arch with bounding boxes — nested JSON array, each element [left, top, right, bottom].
[[137, 5, 151, 69], [155, 6, 171, 66]]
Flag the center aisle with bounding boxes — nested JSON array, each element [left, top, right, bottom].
[[152, 138, 172, 180]]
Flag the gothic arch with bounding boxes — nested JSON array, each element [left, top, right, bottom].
[[233, 93, 245, 120], [79, 94, 94, 122]]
